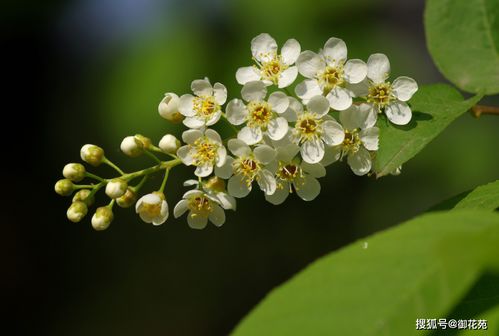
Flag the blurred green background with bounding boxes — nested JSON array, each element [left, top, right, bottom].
[[3, 0, 499, 335]]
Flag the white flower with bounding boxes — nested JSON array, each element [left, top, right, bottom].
[[159, 134, 181, 154], [120, 136, 144, 157], [183, 177, 237, 211], [265, 144, 325, 205], [105, 178, 128, 199], [158, 92, 184, 123], [323, 103, 379, 176], [291, 95, 344, 164], [178, 78, 227, 128], [176, 129, 229, 178], [225, 139, 277, 198], [365, 53, 418, 125], [295, 37, 367, 110], [135, 192, 169, 225], [226, 81, 290, 145], [236, 33, 300, 88], [173, 189, 228, 229]]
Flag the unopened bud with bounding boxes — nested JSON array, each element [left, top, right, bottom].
[[120, 136, 144, 157], [158, 93, 183, 123], [73, 189, 95, 206], [55, 179, 74, 196], [91, 207, 114, 231], [63, 163, 86, 182], [134, 134, 152, 149], [105, 178, 128, 199], [116, 188, 137, 208], [159, 134, 181, 154], [67, 201, 88, 223], [80, 144, 105, 166]]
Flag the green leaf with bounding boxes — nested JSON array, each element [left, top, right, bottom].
[[425, 0, 499, 95], [429, 180, 499, 212], [374, 84, 482, 177], [233, 211, 499, 336]]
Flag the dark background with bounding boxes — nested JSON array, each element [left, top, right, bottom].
[[3, 0, 499, 335]]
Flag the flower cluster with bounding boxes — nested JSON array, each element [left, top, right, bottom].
[[55, 33, 417, 231]]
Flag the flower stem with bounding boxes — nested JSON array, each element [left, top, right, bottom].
[[471, 105, 499, 118], [131, 175, 148, 193], [85, 172, 106, 182], [103, 157, 126, 175], [121, 158, 182, 182], [145, 150, 162, 164], [159, 168, 170, 193], [150, 145, 178, 160]]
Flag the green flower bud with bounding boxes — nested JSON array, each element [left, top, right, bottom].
[[67, 201, 88, 223], [91, 207, 113, 231], [105, 178, 128, 199], [62, 163, 86, 182], [80, 144, 105, 166], [158, 93, 184, 123], [120, 136, 144, 157], [116, 188, 137, 208], [73, 189, 95, 206], [159, 134, 181, 154], [55, 179, 74, 196]]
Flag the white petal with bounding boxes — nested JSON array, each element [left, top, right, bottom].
[[183, 179, 199, 187], [306, 95, 330, 117], [367, 53, 390, 84], [195, 164, 213, 177], [208, 205, 226, 227], [228, 174, 251, 198], [268, 91, 289, 114], [251, 33, 278, 62], [392, 76, 418, 102], [326, 86, 353, 111], [254, 145, 276, 164], [296, 51, 325, 78], [321, 146, 342, 166], [226, 99, 248, 125], [385, 101, 412, 125], [187, 213, 208, 230], [256, 169, 277, 195], [322, 37, 347, 65], [182, 129, 203, 144], [296, 175, 320, 201], [344, 59, 367, 84], [322, 120, 345, 146], [295, 79, 322, 102], [236, 66, 261, 85], [183, 117, 205, 129], [213, 82, 227, 105], [301, 162, 326, 178], [360, 127, 379, 151], [215, 192, 236, 210], [177, 146, 194, 165], [300, 138, 325, 164], [215, 156, 234, 179], [205, 110, 222, 126], [173, 200, 189, 218], [346, 79, 369, 97], [241, 80, 267, 102], [238, 126, 263, 145], [183, 190, 203, 199], [205, 129, 222, 144], [278, 66, 298, 88], [281, 39, 301, 65], [228, 139, 251, 157], [265, 185, 289, 205], [347, 147, 372, 176], [178, 95, 196, 117], [267, 117, 288, 141], [152, 201, 169, 225], [357, 103, 378, 129], [276, 143, 300, 162], [191, 78, 213, 97], [216, 146, 227, 167]]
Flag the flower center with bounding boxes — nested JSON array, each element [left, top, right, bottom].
[[193, 96, 220, 119], [276, 162, 305, 192], [247, 101, 273, 128], [233, 156, 261, 186], [294, 112, 323, 143], [317, 65, 344, 94], [342, 129, 362, 155], [141, 202, 162, 217], [367, 83, 393, 108], [192, 137, 218, 166], [259, 55, 288, 84], [188, 195, 212, 217]]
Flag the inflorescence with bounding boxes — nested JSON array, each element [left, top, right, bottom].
[[55, 33, 418, 230]]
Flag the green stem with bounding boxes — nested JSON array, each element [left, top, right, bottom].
[[73, 184, 95, 189], [159, 168, 170, 193], [150, 145, 178, 160], [103, 157, 126, 175], [107, 199, 115, 208], [86, 181, 106, 200], [144, 150, 161, 164], [85, 172, 106, 182], [121, 158, 182, 182], [131, 175, 148, 193]]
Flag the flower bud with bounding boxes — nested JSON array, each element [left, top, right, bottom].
[[73, 189, 95, 206], [55, 179, 74, 196], [67, 201, 88, 223], [159, 134, 181, 154], [91, 206, 113, 231], [62, 163, 86, 182], [116, 188, 137, 208], [134, 134, 152, 149], [80, 144, 104, 166], [120, 136, 144, 157], [135, 192, 168, 225], [158, 93, 183, 123], [204, 176, 226, 193], [105, 178, 128, 199]]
